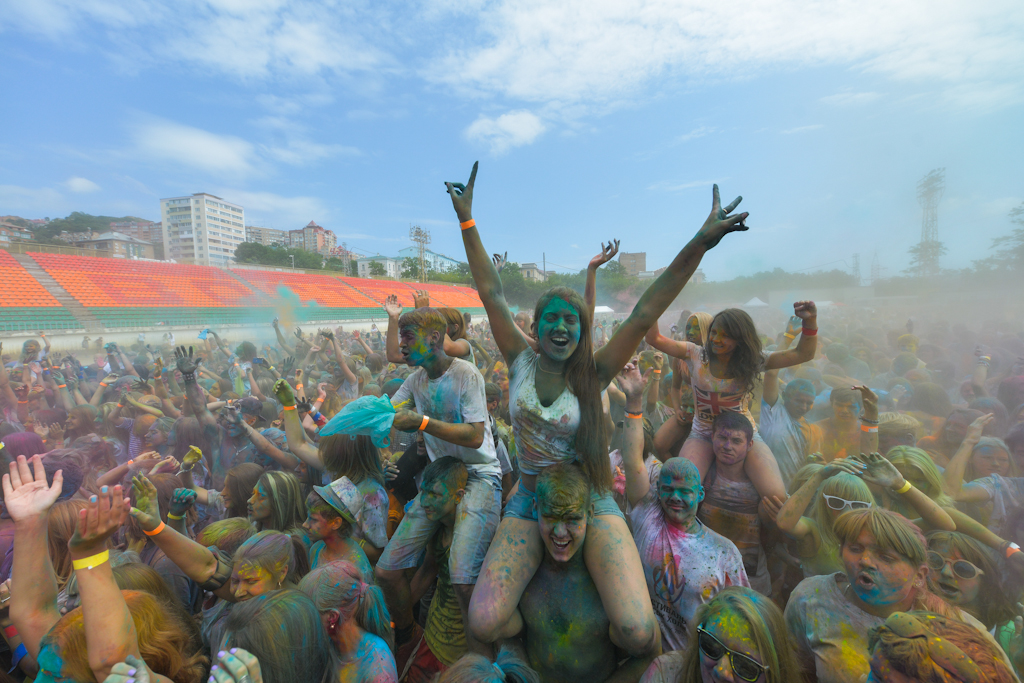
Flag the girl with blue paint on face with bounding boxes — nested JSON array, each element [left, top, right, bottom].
[[445, 161, 752, 658]]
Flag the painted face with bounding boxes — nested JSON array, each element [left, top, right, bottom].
[[398, 326, 435, 367], [971, 445, 1010, 478], [842, 529, 921, 607], [712, 428, 751, 467], [699, 610, 766, 683], [708, 323, 738, 356], [782, 390, 815, 420], [898, 341, 917, 355], [66, 412, 85, 431], [247, 484, 271, 522], [220, 475, 234, 512], [145, 425, 166, 447], [942, 414, 970, 445], [686, 316, 702, 344], [538, 499, 589, 563], [926, 542, 982, 607], [230, 561, 277, 600], [893, 464, 929, 494], [302, 510, 337, 541], [866, 649, 916, 683], [657, 463, 703, 530], [536, 297, 581, 362], [420, 479, 461, 523], [832, 400, 862, 423]]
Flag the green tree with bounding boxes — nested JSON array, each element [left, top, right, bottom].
[[348, 259, 358, 277], [369, 261, 387, 278], [905, 240, 947, 277], [34, 212, 153, 241], [975, 202, 1024, 271], [401, 257, 420, 279]]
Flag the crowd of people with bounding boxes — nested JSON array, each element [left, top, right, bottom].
[[0, 164, 1022, 682]]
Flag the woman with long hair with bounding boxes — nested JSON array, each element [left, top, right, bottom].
[[437, 647, 540, 683], [246, 470, 306, 533], [298, 560, 397, 683], [449, 162, 751, 654], [63, 404, 99, 444], [640, 586, 804, 683], [184, 461, 264, 521], [775, 462, 875, 577], [926, 531, 1016, 631], [646, 304, 815, 499]]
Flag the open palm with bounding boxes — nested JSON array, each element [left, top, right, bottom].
[[3, 455, 62, 521]]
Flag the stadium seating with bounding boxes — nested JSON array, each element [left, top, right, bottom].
[[29, 253, 257, 308], [0, 250, 482, 332], [232, 270, 380, 309]]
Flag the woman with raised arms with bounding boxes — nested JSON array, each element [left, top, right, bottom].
[[445, 162, 751, 656]]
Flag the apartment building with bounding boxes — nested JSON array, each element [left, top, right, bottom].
[[159, 193, 245, 266]]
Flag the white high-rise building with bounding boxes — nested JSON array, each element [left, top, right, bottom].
[[159, 193, 245, 266]]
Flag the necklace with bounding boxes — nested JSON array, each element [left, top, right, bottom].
[[536, 362, 563, 375]]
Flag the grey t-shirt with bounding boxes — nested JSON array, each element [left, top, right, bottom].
[[391, 358, 500, 478]]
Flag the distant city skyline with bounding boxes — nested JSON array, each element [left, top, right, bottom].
[[1, 1, 1021, 280]]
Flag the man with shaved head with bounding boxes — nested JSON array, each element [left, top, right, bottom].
[[617, 363, 750, 652]]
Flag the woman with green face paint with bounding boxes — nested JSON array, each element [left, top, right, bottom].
[[446, 162, 751, 657]]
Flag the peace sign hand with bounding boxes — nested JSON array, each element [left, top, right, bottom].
[[697, 184, 748, 250], [445, 161, 478, 224], [492, 252, 508, 273]]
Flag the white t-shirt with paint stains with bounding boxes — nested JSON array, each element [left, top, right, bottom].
[[630, 460, 750, 652], [508, 348, 581, 476]]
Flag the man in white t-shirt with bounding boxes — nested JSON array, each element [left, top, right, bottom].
[[376, 307, 501, 657], [619, 363, 749, 652]]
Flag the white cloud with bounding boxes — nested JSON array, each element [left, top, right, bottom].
[[428, 0, 1024, 110], [261, 139, 360, 166], [676, 126, 716, 143], [218, 189, 328, 227], [820, 91, 880, 106], [465, 110, 545, 154], [781, 124, 825, 135], [132, 118, 257, 175], [65, 176, 101, 193]]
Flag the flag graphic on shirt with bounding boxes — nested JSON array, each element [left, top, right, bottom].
[[693, 386, 745, 423]]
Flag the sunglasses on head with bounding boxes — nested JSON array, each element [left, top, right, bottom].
[[697, 625, 768, 682], [823, 494, 872, 512], [927, 551, 985, 580]]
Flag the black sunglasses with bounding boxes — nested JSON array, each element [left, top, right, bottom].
[[697, 626, 769, 682]]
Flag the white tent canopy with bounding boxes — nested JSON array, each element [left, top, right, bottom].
[[594, 305, 615, 314], [743, 297, 768, 307]]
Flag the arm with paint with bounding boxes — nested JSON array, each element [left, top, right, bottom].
[[585, 240, 619, 320], [447, 163, 530, 366], [854, 385, 879, 455], [383, 296, 406, 364], [596, 185, 749, 387], [273, 379, 322, 468], [392, 410, 485, 449], [856, 452, 956, 531], [618, 363, 651, 506], [943, 414, 992, 499], [68, 487, 142, 680]]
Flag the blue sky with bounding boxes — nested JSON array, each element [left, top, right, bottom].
[[1, 0, 1022, 280]]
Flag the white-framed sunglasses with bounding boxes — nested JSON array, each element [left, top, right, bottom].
[[823, 494, 872, 512]]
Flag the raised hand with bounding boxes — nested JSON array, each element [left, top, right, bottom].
[[965, 413, 994, 444], [33, 423, 50, 440], [853, 452, 905, 490], [652, 352, 665, 372], [148, 455, 179, 476], [273, 379, 297, 407], [616, 361, 648, 401], [3, 454, 62, 521], [382, 294, 403, 318], [492, 252, 508, 273], [793, 301, 817, 320], [294, 326, 304, 340], [48, 422, 64, 445], [129, 475, 162, 532], [383, 460, 400, 483], [221, 404, 243, 426], [68, 484, 131, 556], [153, 357, 164, 378], [179, 445, 204, 472], [589, 239, 621, 269], [169, 488, 197, 517], [414, 290, 430, 309], [281, 356, 296, 375], [852, 385, 878, 417], [696, 184, 748, 250], [174, 346, 201, 376], [445, 161, 478, 223], [318, 328, 334, 340], [317, 383, 328, 401], [823, 458, 867, 478]]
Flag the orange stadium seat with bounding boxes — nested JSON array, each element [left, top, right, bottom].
[[29, 253, 259, 308], [232, 270, 380, 308], [336, 277, 417, 306], [412, 282, 485, 308], [0, 250, 61, 307]]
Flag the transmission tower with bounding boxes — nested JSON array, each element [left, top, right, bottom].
[[409, 225, 431, 282], [870, 251, 881, 285], [915, 168, 945, 274], [850, 253, 861, 286]]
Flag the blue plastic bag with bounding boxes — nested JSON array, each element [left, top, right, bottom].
[[197, 329, 209, 340], [320, 395, 396, 448]]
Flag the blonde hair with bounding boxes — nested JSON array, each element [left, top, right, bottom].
[[812, 473, 874, 553], [887, 447, 954, 508], [688, 312, 713, 345]]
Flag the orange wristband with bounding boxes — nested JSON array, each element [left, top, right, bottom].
[[143, 521, 165, 536], [861, 424, 878, 433], [418, 415, 430, 431], [99, 382, 108, 387], [460, 219, 476, 231], [283, 405, 296, 411]]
